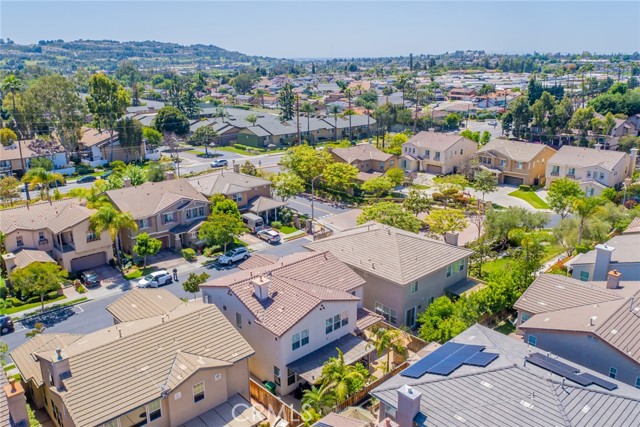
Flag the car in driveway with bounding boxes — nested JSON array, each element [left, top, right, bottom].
[[137, 270, 173, 288], [257, 229, 281, 244], [217, 247, 250, 265], [79, 270, 101, 287], [0, 315, 14, 335], [77, 175, 97, 184], [210, 159, 228, 168]]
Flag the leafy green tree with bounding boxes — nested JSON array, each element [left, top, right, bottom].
[[182, 272, 210, 300], [553, 218, 579, 257], [0, 176, 20, 206], [302, 384, 335, 415], [424, 209, 467, 237], [86, 73, 130, 162], [278, 83, 295, 121], [232, 73, 254, 95], [89, 204, 138, 268], [617, 135, 640, 153], [245, 114, 258, 126], [484, 207, 548, 248], [270, 172, 305, 201], [361, 176, 394, 197], [479, 131, 491, 145], [133, 232, 162, 268], [572, 197, 607, 245], [280, 144, 332, 182], [116, 117, 143, 162], [366, 327, 409, 374], [547, 178, 584, 219], [322, 162, 358, 193], [384, 167, 405, 186], [358, 202, 421, 233], [402, 188, 431, 216], [460, 129, 480, 142], [123, 164, 146, 186], [509, 96, 532, 139], [10, 262, 68, 311], [300, 102, 315, 141], [239, 160, 257, 176], [22, 167, 64, 201], [570, 107, 596, 144], [211, 198, 241, 220], [146, 161, 169, 182], [29, 157, 53, 171], [198, 213, 245, 252], [153, 106, 190, 136], [470, 170, 498, 201], [0, 128, 17, 146], [143, 126, 163, 146], [188, 126, 218, 156], [418, 296, 470, 343], [318, 349, 369, 403]]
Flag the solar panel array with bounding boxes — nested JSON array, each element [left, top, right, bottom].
[[401, 342, 499, 378], [526, 352, 618, 391]]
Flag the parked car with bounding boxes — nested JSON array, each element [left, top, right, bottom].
[[100, 170, 113, 180], [137, 270, 173, 288], [79, 270, 101, 287], [257, 229, 281, 244], [210, 159, 228, 168], [217, 247, 250, 265], [0, 315, 14, 335], [77, 175, 97, 184], [488, 120, 498, 126]]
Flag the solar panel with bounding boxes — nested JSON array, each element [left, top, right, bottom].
[[429, 345, 484, 375], [465, 351, 499, 367], [401, 342, 465, 378], [578, 373, 618, 391], [401, 342, 499, 378], [526, 353, 618, 391]]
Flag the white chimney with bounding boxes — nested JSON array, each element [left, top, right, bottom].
[[252, 276, 271, 301], [606, 270, 622, 289], [593, 244, 615, 281], [164, 170, 175, 180], [396, 385, 422, 427], [123, 177, 132, 187]]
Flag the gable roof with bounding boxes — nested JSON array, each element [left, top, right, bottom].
[[11, 249, 57, 270], [106, 178, 207, 219], [477, 139, 554, 162], [547, 145, 628, 171], [304, 223, 472, 285], [202, 251, 363, 336], [78, 126, 114, 147], [404, 131, 472, 151], [0, 199, 94, 234], [0, 139, 66, 162], [624, 217, 640, 234], [568, 234, 640, 266], [331, 144, 393, 163], [106, 288, 184, 323], [187, 171, 271, 196]]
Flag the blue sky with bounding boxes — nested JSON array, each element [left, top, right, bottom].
[[1, 1, 639, 58]]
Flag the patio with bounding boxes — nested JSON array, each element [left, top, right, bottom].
[[180, 394, 266, 427]]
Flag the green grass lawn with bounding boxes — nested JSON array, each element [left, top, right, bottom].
[[277, 225, 298, 235], [214, 146, 260, 156], [410, 184, 430, 190], [123, 267, 157, 280], [186, 149, 205, 155], [508, 190, 550, 209], [1, 295, 66, 315]]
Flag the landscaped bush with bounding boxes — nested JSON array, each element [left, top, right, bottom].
[[518, 184, 532, 192], [46, 290, 59, 300], [233, 143, 248, 151], [271, 220, 283, 229], [182, 248, 197, 262], [203, 246, 221, 258], [0, 285, 8, 300], [76, 285, 87, 294], [432, 192, 445, 202], [75, 164, 95, 175]]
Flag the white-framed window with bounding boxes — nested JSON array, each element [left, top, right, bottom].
[[341, 310, 349, 327], [599, 172, 605, 180], [325, 314, 342, 334], [448, 260, 463, 277], [232, 193, 243, 203], [410, 281, 418, 294], [236, 312, 242, 329], [528, 335, 537, 347], [86, 230, 99, 242], [274, 366, 281, 386], [100, 419, 121, 427], [375, 302, 397, 325], [609, 367, 617, 379], [287, 368, 297, 386], [38, 231, 45, 240], [163, 212, 175, 223], [517, 162, 523, 169], [145, 399, 162, 423], [16, 236, 23, 247], [193, 381, 205, 403], [458, 259, 465, 271], [579, 271, 589, 282], [551, 165, 560, 174], [567, 167, 576, 176], [185, 206, 205, 220], [138, 218, 150, 229], [446, 264, 452, 277], [635, 377, 640, 389], [292, 329, 309, 351]]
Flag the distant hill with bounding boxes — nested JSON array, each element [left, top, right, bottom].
[[0, 39, 276, 73]]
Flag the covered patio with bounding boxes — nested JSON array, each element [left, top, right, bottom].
[[180, 394, 266, 427], [247, 196, 287, 225]]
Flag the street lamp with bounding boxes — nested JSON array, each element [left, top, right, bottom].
[[310, 174, 322, 235]]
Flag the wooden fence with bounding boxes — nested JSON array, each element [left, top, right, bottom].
[[249, 379, 303, 426], [367, 320, 429, 354]]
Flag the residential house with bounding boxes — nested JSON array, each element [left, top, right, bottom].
[[330, 144, 397, 181], [448, 87, 476, 101], [76, 126, 153, 166], [399, 131, 477, 175], [305, 223, 474, 327], [106, 177, 210, 252], [545, 145, 634, 196], [0, 200, 114, 273], [9, 298, 259, 427], [475, 139, 556, 186], [0, 139, 73, 178], [371, 324, 640, 427], [201, 251, 380, 395], [515, 273, 640, 387], [566, 234, 640, 281]]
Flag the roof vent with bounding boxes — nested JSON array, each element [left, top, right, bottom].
[[56, 348, 62, 361]]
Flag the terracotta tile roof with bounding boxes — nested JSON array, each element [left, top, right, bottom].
[[356, 307, 384, 333], [238, 253, 278, 270], [78, 126, 115, 148], [305, 223, 472, 285], [12, 249, 57, 269], [187, 171, 271, 196], [0, 199, 94, 234], [106, 288, 184, 323], [331, 144, 393, 163], [202, 251, 364, 336], [477, 139, 554, 162], [0, 139, 65, 161], [405, 131, 472, 151]]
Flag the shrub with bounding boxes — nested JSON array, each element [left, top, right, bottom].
[[2, 299, 13, 308], [46, 290, 59, 300], [432, 192, 445, 202], [233, 144, 248, 151], [203, 246, 221, 258], [0, 286, 7, 300], [182, 248, 197, 262], [518, 184, 532, 192], [26, 296, 41, 304], [75, 164, 95, 175], [8, 297, 23, 307], [76, 285, 87, 294], [271, 220, 283, 229]]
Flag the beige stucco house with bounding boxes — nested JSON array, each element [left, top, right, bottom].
[[0, 200, 114, 273], [399, 131, 477, 175], [330, 144, 397, 181], [475, 139, 556, 186], [0, 139, 74, 177]]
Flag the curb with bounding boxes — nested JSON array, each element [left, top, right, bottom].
[[14, 297, 90, 322]]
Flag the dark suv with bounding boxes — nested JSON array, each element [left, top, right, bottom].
[[79, 270, 101, 287], [0, 315, 14, 335]]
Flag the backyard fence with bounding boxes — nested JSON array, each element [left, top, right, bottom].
[[249, 378, 303, 426]]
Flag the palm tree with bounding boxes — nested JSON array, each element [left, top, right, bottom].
[[82, 186, 110, 209], [344, 88, 354, 141], [253, 88, 268, 108], [22, 167, 64, 201], [367, 326, 409, 374], [301, 383, 335, 415], [89, 204, 138, 269], [300, 102, 315, 143], [571, 197, 606, 245], [319, 349, 368, 403], [328, 105, 341, 141]]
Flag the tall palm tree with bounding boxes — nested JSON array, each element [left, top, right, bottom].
[[301, 383, 335, 415], [344, 88, 354, 141], [319, 349, 368, 403], [82, 185, 110, 209], [22, 167, 64, 202], [2, 75, 28, 194], [89, 204, 138, 269], [328, 105, 341, 141], [253, 88, 268, 108], [300, 102, 315, 143], [367, 326, 409, 374]]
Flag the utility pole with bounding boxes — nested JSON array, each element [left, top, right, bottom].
[[296, 94, 301, 145], [413, 88, 420, 133]]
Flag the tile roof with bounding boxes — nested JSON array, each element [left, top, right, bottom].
[[355, 307, 384, 333], [247, 196, 286, 213], [0, 199, 94, 234], [305, 223, 472, 285], [331, 144, 393, 163], [314, 413, 369, 427], [106, 288, 184, 323], [624, 216, 640, 234], [78, 126, 114, 147], [547, 145, 629, 171], [238, 253, 278, 270], [32, 303, 253, 426], [11, 249, 57, 269], [568, 234, 640, 266], [106, 178, 208, 219], [0, 139, 66, 161], [404, 131, 472, 151], [594, 289, 640, 363], [477, 139, 554, 162], [187, 171, 271, 196], [0, 370, 8, 427], [202, 251, 363, 336]]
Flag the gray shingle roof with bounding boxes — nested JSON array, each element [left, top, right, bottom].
[[568, 234, 640, 266], [548, 145, 629, 171]]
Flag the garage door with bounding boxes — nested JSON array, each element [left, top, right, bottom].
[[70, 252, 107, 272], [158, 236, 170, 248], [425, 164, 443, 174], [503, 175, 524, 186]]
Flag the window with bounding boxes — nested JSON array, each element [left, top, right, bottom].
[[609, 367, 617, 379], [326, 314, 342, 334], [406, 307, 416, 327], [579, 271, 590, 282], [16, 236, 23, 247], [428, 296, 434, 305], [38, 231, 45, 240], [599, 172, 605, 180], [587, 170, 592, 178], [551, 165, 560, 175], [274, 366, 281, 386], [567, 167, 576, 176], [341, 311, 349, 327], [521, 312, 531, 323], [635, 377, 640, 389], [375, 302, 397, 325], [163, 212, 175, 223], [446, 264, 452, 277], [236, 312, 242, 329], [138, 218, 150, 229], [86, 231, 99, 242], [410, 281, 418, 294], [232, 193, 243, 203], [459, 260, 465, 271], [143, 399, 162, 423], [292, 329, 309, 350], [448, 260, 464, 277], [287, 368, 297, 386], [186, 206, 205, 220], [379, 162, 385, 169], [434, 152, 440, 161], [527, 335, 537, 347], [517, 162, 523, 169], [193, 381, 205, 403]]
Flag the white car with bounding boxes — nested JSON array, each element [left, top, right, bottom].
[[137, 270, 173, 288], [217, 247, 250, 265], [488, 120, 498, 126], [210, 159, 228, 168], [257, 229, 281, 244]]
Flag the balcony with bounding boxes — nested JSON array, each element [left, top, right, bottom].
[[38, 238, 49, 246], [550, 171, 560, 177], [566, 174, 576, 179]]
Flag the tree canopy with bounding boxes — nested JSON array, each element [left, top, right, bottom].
[[358, 202, 421, 233]]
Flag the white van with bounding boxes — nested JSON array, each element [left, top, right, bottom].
[[242, 213, 265, 233]]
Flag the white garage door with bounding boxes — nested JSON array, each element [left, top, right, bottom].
[[70, 252, 107, 272]]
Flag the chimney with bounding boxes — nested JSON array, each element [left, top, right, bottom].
[[593, 244, 615, 281], [2, 253, 16, 272], [396, 385, 422, 427], [629, 148, 638, 176], [251, 276, 271, 301], [594, 143, 603, 151], [4, 379, 29, 427], [444, 232, 459, 246], [233, 161, 240, 173], [164, 170, 175, 180], [123, 177, 132, 188], [606, 270, 622, 289]]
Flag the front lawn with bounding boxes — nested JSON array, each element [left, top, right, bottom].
[[508, 190, 549, 209], [494, 321, 516, 335], [214, 146, 259, 156], [277, 225, 298, 235], [123, 267, 157, 280]]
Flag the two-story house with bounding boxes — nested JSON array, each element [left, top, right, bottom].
[[475, 139, 556, 186], [566, 233, 640, 282], [330, 144, 397, 182], [399, 131, 477, 175], [546, 146, 634, 196], [305, 223, 474, 328], [448, 87, 476, 101], [106, 178, 210, 252], [0, 139, 74, 178], [0, 200, 114, 273], [201, 251, 380, 395], [9, 297, 260, 427]]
